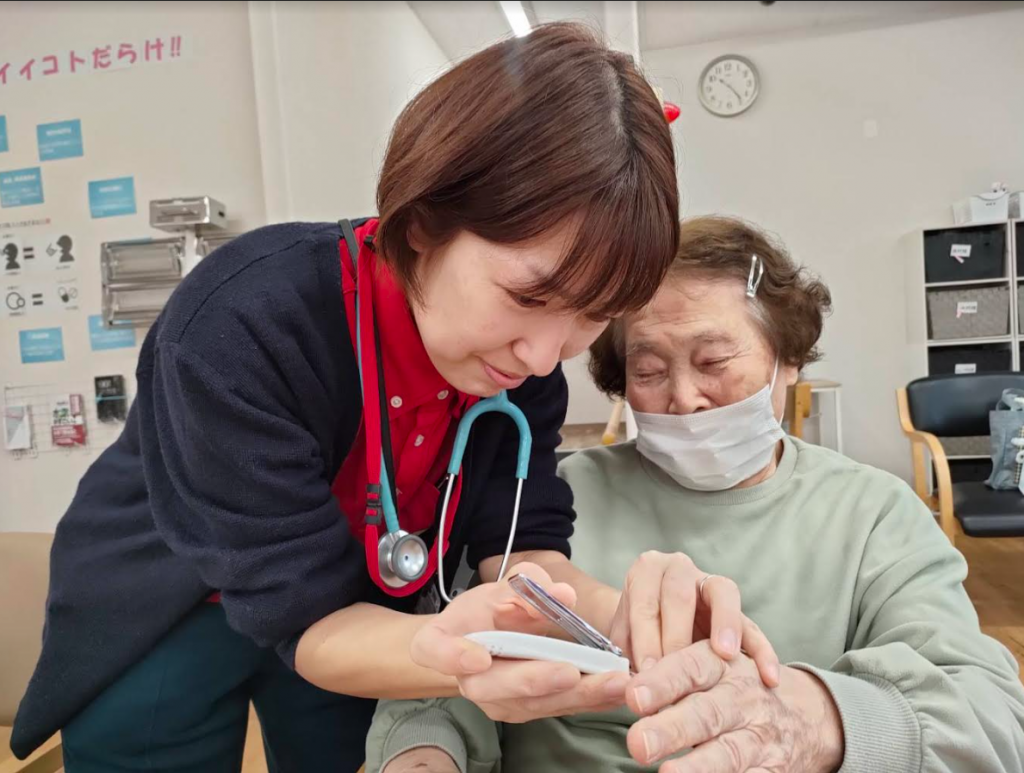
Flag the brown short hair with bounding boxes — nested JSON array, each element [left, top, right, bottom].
[[589, 216, 832, 397], [375, 22, 679, 316]]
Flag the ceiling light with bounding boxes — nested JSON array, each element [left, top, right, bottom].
[[500, 1, 531, 37]]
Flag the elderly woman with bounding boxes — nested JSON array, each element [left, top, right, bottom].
[[366, 216, 1024, 773]]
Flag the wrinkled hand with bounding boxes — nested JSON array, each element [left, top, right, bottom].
[[625, 640, 845, 773], [411, 562, 632, 723], [381, 746, 459, 773], [609, 552, 780, 686]]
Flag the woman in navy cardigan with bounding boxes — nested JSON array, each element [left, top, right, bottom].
[[12, 23, 774, 773]]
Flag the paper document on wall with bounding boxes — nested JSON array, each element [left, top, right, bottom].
[[4, 404, 32, 450]]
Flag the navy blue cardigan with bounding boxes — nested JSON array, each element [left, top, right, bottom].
[[11, 221, 576, 758]]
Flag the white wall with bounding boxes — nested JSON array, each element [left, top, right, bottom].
[[0, 1, 267, 531], [246, 1, 616, 425], [249, 1, 449, 223], [8, 2, 1019, 532], [642, 7, 1024, 479], [0, 1, 456, 532]]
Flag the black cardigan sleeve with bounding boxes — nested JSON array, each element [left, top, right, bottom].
[[135, 335, 369, 662], [131, 224, 371, 664]]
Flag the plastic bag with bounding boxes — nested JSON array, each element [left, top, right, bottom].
[[986, 389, 1024, 490]]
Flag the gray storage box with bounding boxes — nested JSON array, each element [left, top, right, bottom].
[[149, 196, 227, 232], [940, 436, 990, 457], [927, 286, 1009, 340]]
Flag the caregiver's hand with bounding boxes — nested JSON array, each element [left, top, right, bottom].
[[609, 551, 780, 687], [411, 562, 632, 723], [625, 640, 844, 773]]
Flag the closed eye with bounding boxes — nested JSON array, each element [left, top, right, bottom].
[[507, 290, 547, 309], [632, 370, 666, 384], [699, 358, 731, 372]]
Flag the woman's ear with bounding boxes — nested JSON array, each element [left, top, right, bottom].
[[407, 221, 428, 254], [784, 365, 800, 387]]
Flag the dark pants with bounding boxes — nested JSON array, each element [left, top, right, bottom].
[[62, 603, 375, 772]]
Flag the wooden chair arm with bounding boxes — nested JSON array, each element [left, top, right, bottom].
[[785, 382, 813, 439], [896, 388, 956, 540], [0, 734, 62, 773], [603, 399, 625, 445]]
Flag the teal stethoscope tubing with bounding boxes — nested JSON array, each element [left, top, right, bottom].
[[340, 220, 532, 603]]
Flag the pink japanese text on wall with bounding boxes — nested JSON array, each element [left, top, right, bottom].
[[0, 35, 190, 87]]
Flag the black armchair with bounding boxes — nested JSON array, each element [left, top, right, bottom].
[[897, 373, 1024, 541]]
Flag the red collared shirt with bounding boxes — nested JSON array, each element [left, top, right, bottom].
[[208, 219, 472, 604], [334, 219, 475, 544]]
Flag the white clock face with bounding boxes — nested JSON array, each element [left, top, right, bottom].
[[699, 55, 759, 117]]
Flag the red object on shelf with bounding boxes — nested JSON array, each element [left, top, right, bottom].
[[51, 393, 87, 447], [663, 102, 680, 123]]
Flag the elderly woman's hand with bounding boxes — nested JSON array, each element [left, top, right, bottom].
[[608, 552, 780, 686], [624, 640, 844, 773]]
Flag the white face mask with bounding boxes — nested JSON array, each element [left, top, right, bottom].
[[633, 360, 785, 491]]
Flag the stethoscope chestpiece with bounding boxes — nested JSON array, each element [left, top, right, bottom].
[[378, 529, 429, 588], [342, 216, 533, 599]]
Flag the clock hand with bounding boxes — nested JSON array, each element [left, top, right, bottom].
[[723, 80, 742, 101]]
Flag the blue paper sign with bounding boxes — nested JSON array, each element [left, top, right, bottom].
[[88, 176, 136, 219], [0, 167, 44, 208], [38, 119, 84, 161], [19, 327, 64, 363], [0, 116, 8, 153], [89, 314, 136, 351]]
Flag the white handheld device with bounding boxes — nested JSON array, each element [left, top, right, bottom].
[[462, 574, 631, 674], [465, 630, 630, 674]]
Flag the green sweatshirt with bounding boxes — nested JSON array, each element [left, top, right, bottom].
[[366, 438, 1024, 773]]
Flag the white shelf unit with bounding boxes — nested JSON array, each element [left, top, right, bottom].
[[924, 277, 1010, 289], [918, 220, 1023, 484], [922, 220, 1020, 373], [926, 336, 1013, 347]]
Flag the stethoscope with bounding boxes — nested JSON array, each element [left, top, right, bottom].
[[340, 220, 532, 602]]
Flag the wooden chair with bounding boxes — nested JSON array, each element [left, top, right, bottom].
[[602, 399, 626, 445], [0, 736, 60, 773], [897, 373, 1024, 542], [785, 381, 813, 440], [0, 533, 61, 773]]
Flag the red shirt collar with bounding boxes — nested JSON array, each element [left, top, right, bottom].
[[345, 219, 471, 417]]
